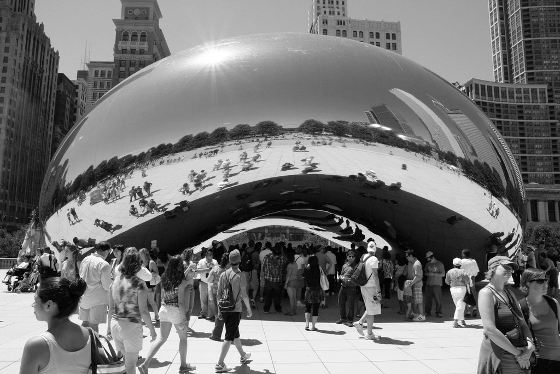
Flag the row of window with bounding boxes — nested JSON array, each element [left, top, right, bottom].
[[322, 28, 397, 40], [121, 31, 148, 42], [93, 81, 111, 89], [93, 69, 113, 78]]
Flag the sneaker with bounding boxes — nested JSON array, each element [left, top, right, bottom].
[[460, 320, 467, 327], [412, 315, 426, 322], [215, 363, 230, 373], [365, 333, 377, 340], [240, 352, 252, 364], [335, 319, 345, 324], [179, 364, 196, 372], [345, 321, 354, 327], [353, 321, 364, 336]]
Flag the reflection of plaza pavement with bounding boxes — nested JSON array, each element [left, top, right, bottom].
[[0, 269, 482, 374], [45, 137, 520, 252]]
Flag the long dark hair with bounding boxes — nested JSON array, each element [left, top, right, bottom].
[[119, 247, 142, 277], [38, 277, 87, 318], [306, 255, 320, 278], [162, 256, 185, 291]]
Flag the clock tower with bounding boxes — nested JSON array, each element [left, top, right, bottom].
[[112, 0, 170, 86]]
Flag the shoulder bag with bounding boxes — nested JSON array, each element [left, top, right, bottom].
[[319, 268, 329, 291], [88, 328, 125, 374]]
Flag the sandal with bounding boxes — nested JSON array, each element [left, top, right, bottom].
[[305, 326, 310, 331], [310, 327, 318, 331], [179, 364, 196, 372]]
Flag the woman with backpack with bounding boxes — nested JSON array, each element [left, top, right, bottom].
[[139, 256, 195, 374], [519, 268, 560, 373]]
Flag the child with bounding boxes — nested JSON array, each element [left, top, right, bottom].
[[403, 279, 413, 319]]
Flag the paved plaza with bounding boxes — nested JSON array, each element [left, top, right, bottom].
[[0, 270, 484, 374]]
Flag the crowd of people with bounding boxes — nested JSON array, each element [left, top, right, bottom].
[[13, 236, 560, 373]]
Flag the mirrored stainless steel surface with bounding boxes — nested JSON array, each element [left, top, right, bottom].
[[39, 33, 524, 265]]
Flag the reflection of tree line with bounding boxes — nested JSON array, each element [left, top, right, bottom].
[[47, 119, 524, 219]]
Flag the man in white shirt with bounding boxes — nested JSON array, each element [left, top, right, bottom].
[[79, 242, 112, 332], [197, 248, 218, 320], [325, 247, 338, 296], [358, 241, 381, 340]]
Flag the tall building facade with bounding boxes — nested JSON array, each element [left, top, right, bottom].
[[309, 0, 402, 54], [86, 61, 114, 109], [73, 70, 88, 124], [0, 0, 59, 228], [112, 0, 170, 85], [52, 73, 76, 157]]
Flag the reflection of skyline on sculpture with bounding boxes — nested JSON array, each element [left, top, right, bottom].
[[39, 33, 524, 266]]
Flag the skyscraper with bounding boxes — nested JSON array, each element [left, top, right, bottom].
[[0, 0, 59, 228], [309, 0, 402, 54], [52, 73, 77, 158], [112, 0, 170, 85]]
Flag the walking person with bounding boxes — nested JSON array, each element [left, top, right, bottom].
[[445, 258, 471, 328], [70, 207, 79, 222], [477, 256, 535, 374], [357, 241, 382, 340], [215, 250, 253, 373], [107, 248, 157, 374], [209, 253, 229, 341], [304, 256, 322, 331], [394, 253, 408, 315], [19, 277, 91, 373], [139, 248, 160, 323], [424, 250, 445, 318], [78, 242, 112, 332], [461, 249, 480, 317], [181, 249, 197, 327], [405, 249, 426, 321], [284, 252, 298, 316], [336, 249, 358, 326], [139, 256, 196, 374], [519, 268, 560, 373], [258, 242, 272, 303]]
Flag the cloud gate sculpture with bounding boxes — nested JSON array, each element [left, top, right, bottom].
[[39, 33, 524, 266]]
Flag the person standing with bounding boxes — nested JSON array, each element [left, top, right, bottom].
[[460, 249, 480, 317], [208, 253, 229, 341], [445, 258, 471, 328], [239, 241, 258, 308], [38, 247, 60, 281], [477, 256, 534, 374], [78, 242, 112, 332], [262, 244, 287, 314], [215, 250, 252, 373], [19, 278, 91, 374], [336, 249, 358, 326], [108, 248, 157, 374], [519, 268, 560, 373], [294, 245, 308, 307], [424, 251, 445, 318], [357, 241, 382, 339], [258, 242, 272, 303], [304, 256, 322, 331], [197, 248, 218, 320], [284, 252, 299, 316], [405, 249, 425, 321], [139, 248, 160, 323], [380, 250, 394, 302], [325, 247, 338, 296]]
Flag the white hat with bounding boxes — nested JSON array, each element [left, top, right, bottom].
[[453, 258, 461, 266], [367, 241, 376, 252]]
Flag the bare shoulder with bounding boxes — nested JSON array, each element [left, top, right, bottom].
[[23, 335, 49, 354]]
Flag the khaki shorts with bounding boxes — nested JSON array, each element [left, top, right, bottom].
[[360, 287, 381, 316], [111, 320, 143, 354], [78, 304, 107, 324]]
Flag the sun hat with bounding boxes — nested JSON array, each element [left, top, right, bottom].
[[452, 258, 462, 266], [487, 256, 517, 270]]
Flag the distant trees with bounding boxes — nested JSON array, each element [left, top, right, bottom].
[[229, 124, 252, 139], [255, 121, 281, 136], [299, 119, 325, 135]]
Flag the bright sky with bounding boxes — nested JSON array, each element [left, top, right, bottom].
[[35, 0, 493, 84]]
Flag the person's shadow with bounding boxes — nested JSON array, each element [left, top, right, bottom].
[[315, 329, 346, 335], [228, 365, 274, 374], [374, 336, 414, 346]]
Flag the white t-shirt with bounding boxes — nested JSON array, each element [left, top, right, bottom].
[[259, 249, 272, 264], [197, 259, 218, 283], [460, 258, 480, 278], [294, 254, 308, 270], [362, 252, 379, 288]]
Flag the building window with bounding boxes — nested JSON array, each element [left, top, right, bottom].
[[107, 71, 112, 78], [386, 43, 391, 49], [119, 60, 126, 67], [322, 29, 327, 35], [131, 32, 138, 42], [359, 31, 363, 38], [548, 201, 556, 222], [342, 30, 347, 37], [392, 33, 396, 40], [386, 33, 390, 39], [392, 43, 397, 50], [100, 71, 105, 78], [93, 81, 97, 88], [530, 200, 539, 222], [369, 32, 374, 38], [131, 49, 136, 54], [376, 42, 380, 47], [122, 31, 129, 41], [94, 70, 99, 78], [336, 30, 341, 37], [140, 32, 147, 42], [352, 30, 357, 37], [375, 32, 380, 39], [322, 19, 328, 25]]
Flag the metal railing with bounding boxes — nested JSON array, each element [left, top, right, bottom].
[[0, 258, 17, 269]]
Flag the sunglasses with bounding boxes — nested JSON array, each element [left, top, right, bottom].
[[231, 262, 240, 266], [501, 265, 514, 272], [530, 279, 547, 284]]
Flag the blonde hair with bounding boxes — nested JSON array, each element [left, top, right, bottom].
[[139, 247, 151, 266]]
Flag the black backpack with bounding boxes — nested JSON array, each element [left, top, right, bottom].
[[239, 251, 254, 272], [350, 254, 374, 286], [218, 272, 241, 312]]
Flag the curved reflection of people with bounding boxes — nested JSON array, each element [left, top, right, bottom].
[[19, 278, 91, 373], [519, 268, 560, 373], [477, 256, 535, 374]]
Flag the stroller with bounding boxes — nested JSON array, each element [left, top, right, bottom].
[[3, 258, 37, 292]]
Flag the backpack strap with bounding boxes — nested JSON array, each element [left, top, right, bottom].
[[519, 297, 538, 350], [228, 272, 242, 306], [361, 254, 374, 282], [543, 295, 560, 331]]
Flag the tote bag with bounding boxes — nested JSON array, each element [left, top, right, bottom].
[[319, 268, 330, 291], [88, 328, 126, 374]]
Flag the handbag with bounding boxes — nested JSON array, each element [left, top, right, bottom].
[[88, 328, 125, 374], [463, 288, 476, 307], [319, 268, 330, 291]]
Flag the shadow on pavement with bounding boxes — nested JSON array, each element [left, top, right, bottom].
[[240, 338, 263, 346], [375, 336, 414, 346]]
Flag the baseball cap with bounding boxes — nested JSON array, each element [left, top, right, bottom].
[[229, 249, 241, 265], [487, 256, 517, 270], [425, 251, 434, 259], [452, 258, 462, 266]]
